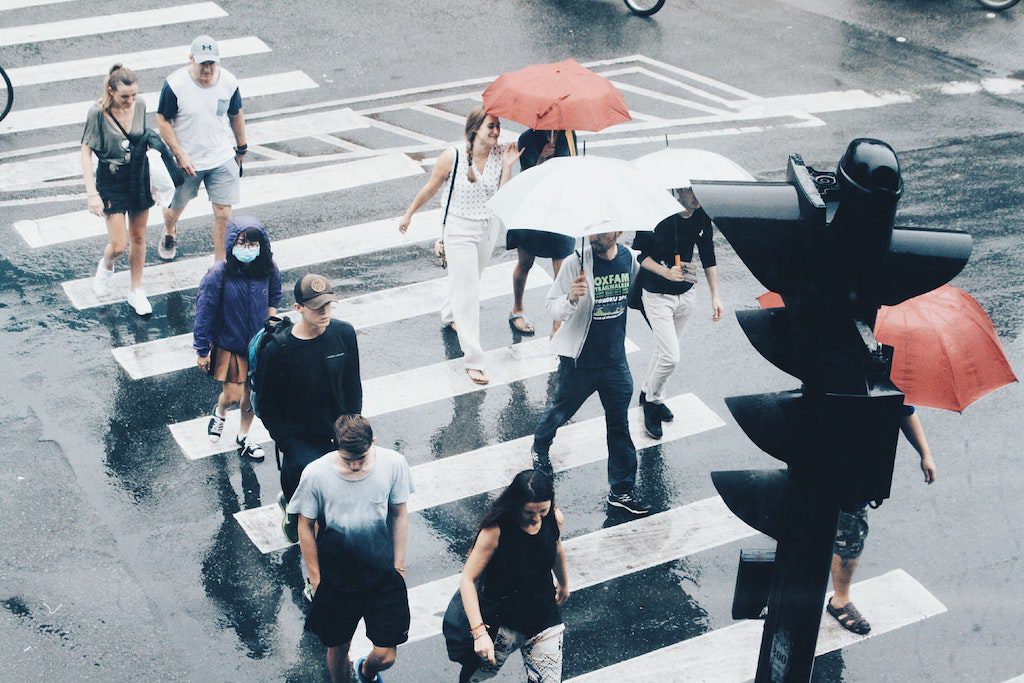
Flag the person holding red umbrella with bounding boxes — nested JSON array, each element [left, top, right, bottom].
[[399, 107, 521, 385]]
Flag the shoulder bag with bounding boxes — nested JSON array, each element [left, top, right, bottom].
[[433, 148, 459, 269]]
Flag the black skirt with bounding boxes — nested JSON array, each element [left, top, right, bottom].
[[96, 161, 153, 215], [506, 228, 575, 259]]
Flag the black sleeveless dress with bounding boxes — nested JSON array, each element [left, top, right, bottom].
[[479, 512, 562, 638]]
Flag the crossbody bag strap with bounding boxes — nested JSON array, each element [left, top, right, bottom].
[[106, 107, 133, 139], [442, 147, 459, 233]]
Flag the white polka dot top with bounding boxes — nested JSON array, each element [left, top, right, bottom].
[[443, 145, 503, 221]]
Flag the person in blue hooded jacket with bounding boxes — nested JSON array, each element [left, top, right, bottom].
[[194, 216, 282, 459]]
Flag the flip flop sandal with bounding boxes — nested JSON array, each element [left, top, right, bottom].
[[466, 369, 490, 385], [826, 600, 872, 635], [508, 312, 536, 335]]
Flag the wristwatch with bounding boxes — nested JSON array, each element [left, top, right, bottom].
[[234, 144, 248, 156]]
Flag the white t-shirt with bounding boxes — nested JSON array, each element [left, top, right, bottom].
[[157, 66, 242, 171]]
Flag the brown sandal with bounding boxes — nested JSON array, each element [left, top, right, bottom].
[[466, 368, 490, 385], [826, 599, 871, 635]]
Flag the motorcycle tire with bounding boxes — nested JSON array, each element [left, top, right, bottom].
[[973, 0, 1019, 9], [623, 0, 666, 16], [0, 66, 12, 123]]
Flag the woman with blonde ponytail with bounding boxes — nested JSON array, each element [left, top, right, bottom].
[[399, 107, 521, 385], [80, 64, 154, 315]]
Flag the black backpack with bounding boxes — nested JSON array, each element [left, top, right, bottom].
[[247, 315, 293, 420]]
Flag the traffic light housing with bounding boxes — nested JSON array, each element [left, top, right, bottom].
[[691, 140, 972, 681]]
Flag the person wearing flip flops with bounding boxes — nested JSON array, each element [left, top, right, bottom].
[[193, 216, 281, 460], [399, 107, 521, 385], [505, 129, 578, 338], [828, 406, 936, 635], [287, 415, 413, 683]]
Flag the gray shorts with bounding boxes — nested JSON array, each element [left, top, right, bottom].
[[169, 158, 240, 209], [833, 506, 870, 560]]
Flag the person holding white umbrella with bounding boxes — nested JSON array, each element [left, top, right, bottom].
[[631, 185, 723, 439]]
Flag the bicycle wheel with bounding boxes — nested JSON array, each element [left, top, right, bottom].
[[0, 66, 12, 123], [974, 0, 1020, 9], [623, 0, 665, 16]]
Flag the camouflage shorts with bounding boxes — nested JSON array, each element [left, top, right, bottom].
[[833, 506, 870, 560]]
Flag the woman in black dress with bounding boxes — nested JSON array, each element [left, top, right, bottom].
[[458, 470, 570, 682]]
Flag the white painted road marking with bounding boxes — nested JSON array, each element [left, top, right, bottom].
[[62, 204, 436, 311], [345, 495, 754, 656], [568, 569, 947, 682], [5, 36, 270, 87], [234, 393, 725, 552], [21, 152, 419, 249], [1, 71, 318, 136], [0, 108, 368, 192], [0, 2, 227, 47], [170, 336, 637, 460], [110, 261, 550, 379], [0, 0, 79, 10]]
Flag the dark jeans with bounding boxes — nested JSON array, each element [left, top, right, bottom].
[[533, 357, 637, 493], [278, 432, 336, 501]]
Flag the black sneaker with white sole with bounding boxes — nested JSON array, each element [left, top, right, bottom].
[[236, 435, 265, 461], [207, 411, 226, 442], [642, 401, 663, 439], [607, 489, 652, 515], [158, 234, 177, 260]]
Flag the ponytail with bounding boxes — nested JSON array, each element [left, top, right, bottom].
[[99, 64, 138, 109]]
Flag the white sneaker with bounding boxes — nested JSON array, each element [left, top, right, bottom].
[[126, 288, 152, 316], [92, 258, 113, 297]]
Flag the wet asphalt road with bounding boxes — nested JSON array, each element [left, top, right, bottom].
[[1, 0, 1022, 681]]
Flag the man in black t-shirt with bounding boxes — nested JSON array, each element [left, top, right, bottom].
[[630, 186, 723, 439], [259, 273, 363, 543], [532, 232, 651, 516]]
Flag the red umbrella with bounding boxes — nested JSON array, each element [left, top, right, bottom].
[[756, 286, 1017, 412], [482, 59, 631, 134]]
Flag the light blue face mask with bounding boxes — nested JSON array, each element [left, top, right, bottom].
[[232, 244, 260, 263]]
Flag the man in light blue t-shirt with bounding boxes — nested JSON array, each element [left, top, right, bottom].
[[287, 414, 413, 683]]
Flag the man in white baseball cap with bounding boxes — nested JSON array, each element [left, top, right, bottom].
[[156, 35, 248, 262]]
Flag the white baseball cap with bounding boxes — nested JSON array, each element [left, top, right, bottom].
[[190, 35, 220, 63]]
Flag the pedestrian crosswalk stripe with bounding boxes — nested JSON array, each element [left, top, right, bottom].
[[110, 261, 551, 379], [61, 202, 436, 311], [1, 70, 317, 136], [343, 495, 754, 656], [0, 2, 227, 47], [233, 392, 725, 552], [5, 36, 271, 87], [21, 151, 420, 250], [171, 336, 637, 460], [0, 107, 368, 192], [0, 0, 79, 10], [567, 569, 947, 682]]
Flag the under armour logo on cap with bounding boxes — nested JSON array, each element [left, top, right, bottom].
[[189, 35, 221, 63]]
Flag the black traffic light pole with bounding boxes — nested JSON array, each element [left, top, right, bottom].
[[693, 141, 972, 682]]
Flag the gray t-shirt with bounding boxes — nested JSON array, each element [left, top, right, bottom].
[[81, 101, 147, 166], [287, 446, 413, 586]]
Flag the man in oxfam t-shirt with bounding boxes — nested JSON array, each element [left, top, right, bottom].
[[156, 35, 248, 262], [532, 231, 651, 516], [288, 414, 413, 683]]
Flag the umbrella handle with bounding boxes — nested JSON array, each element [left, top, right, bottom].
[[674, 255, 681, 267], [566, 130, 577, 157]]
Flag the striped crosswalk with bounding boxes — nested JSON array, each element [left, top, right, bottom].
[[1, 8, 954, 674], [110, 261, 550, 379]]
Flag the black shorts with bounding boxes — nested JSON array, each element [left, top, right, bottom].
[[305, 569, 410, 649], [506, 229, 575, 259], [833, 507, 870, 560], [96, 162, 153, 215]]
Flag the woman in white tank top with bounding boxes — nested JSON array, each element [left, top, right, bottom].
[[399, 107, 521, 385]]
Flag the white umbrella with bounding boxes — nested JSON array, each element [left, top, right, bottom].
[[632, 148, 756, 190], [486, 155, 683, 238]]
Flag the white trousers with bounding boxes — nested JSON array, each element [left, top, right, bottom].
[[640, 288, 696, 404], [440, 214, 501, 371]]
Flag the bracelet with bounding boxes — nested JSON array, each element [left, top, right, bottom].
[[469, 622, 485, 632], [234, 144, 248, 155]]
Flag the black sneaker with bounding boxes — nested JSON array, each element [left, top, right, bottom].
[[236, 434, 265, 461], [531, 445, 554, 477], [157, 233, 177, 260], [640, 392, 674, 422], [642, 401, 663, 439], [607, 489, 652, 515], [207, 410, 226, 442]]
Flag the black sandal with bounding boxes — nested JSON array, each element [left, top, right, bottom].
[[826, 599, 872, 635]]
